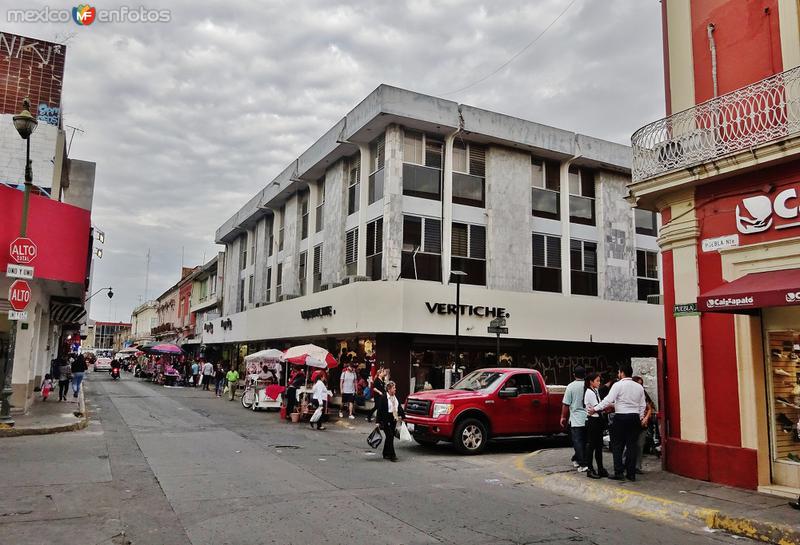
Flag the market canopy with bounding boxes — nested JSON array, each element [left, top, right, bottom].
[[244, 349, 284, 364], [698, 268, 800, 313], [284, 344, 338, 369]]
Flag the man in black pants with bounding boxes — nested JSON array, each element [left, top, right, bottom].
[[588, 363, 645, 481], [285, 369, 305, 419], [375, 381, 405, 462]]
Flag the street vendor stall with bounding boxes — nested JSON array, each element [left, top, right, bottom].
[[283, 344, 339, 422], [241, 348, 286, 411]]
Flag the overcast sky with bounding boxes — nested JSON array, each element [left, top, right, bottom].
[[6, 0, 665, 323]]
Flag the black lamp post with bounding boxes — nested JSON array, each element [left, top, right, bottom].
[[0, 98, 38, 427], [451, 270, 467, 376]]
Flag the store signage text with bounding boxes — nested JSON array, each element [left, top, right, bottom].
[[9, 237, 37, 264], [706, 296, 754, 308], [701, 235, 739, 252], [673, 302, 699, 317], [425, 302, 508, 318], [786, 291, 800, 303], [736, 188, 800, 234], [301, 306, 334, 319]]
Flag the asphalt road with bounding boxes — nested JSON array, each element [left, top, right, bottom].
[[0, 371, 755, 545]]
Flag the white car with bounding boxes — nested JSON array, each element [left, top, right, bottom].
[[94, 357, 113, 372]]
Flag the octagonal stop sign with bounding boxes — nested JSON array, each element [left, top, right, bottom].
[[9, 237, 37, 264], [8, 279, 31, 312]]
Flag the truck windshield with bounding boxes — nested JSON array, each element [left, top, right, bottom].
[[452, 371, 504, 391]]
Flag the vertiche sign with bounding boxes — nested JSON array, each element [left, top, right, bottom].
[[425, 302, 509, 318], [300, 306, 334, 319]]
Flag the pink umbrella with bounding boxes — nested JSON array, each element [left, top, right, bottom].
[[144, 343, 184, 355], [284, 344, 338, 369]]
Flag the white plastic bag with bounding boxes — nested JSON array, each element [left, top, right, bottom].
[[399, 422, 413, 442], [310, 406, 323, 423]]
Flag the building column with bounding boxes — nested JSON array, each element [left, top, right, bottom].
[[382, 125, 404, 280], [270, 206, 283, 299], [357, 144, 369, 277], [559, 160, 573, 296], [442, 132, 457, 284], [306, 180, 320, 292]]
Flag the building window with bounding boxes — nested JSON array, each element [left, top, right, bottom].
[[568, 167, 595, 225], [570, 239, 598, 296], [298, 251, 307, 296], [251, 232, 256, 266], [637, 249, 660, 301], [369, 134, 385, 205], [345, 228, 358, 276], [453, 142, 486, 207], [238, 278, 245, 312], [248, 274, 254, 303], [451, 223, 486, 285], [348, 155, 360, 216], [401, 215, 441, 281], [278, 205, 285, 252], [531, 158, 561, 219], [210, 274, 216, 295], [239, 237, 247, 270], [265, 267, 272, 303], [532, 233, 561, 293], [403, 130, 442, 200], [300, 191, 309, 240], [635, 208, 658, 236], [316, 180, 325, 233], [276, 263, 283, 300], [313, 244, 322, 292], [366, 218, 383, 281], [266, 217, 274, 257]]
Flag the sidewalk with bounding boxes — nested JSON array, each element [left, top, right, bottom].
[[0, 389, 88, 437], [515, 447, 800, 545]]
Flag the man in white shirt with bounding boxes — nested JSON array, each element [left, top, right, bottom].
[[589, 363, 646, 481], [201, 360, 214, 391], [339, 363, 358, 419]]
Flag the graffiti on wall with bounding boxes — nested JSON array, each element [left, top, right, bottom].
[[38, 103, 60, 126]]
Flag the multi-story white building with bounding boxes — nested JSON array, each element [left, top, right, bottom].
[[206, 85, 663, 399], [130, 301, 157, 344]]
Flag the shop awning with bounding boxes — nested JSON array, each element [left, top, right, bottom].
[[50, 302, 87, 324], [698, 269, 800, 313]]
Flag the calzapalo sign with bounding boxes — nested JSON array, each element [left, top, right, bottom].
[[736, 187, 800, 234]]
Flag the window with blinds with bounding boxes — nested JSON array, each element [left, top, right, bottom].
[[570, 239, 598, 296], [313, 244, 323, 292], [451, 223, 486, 285], [276, 263, 283, 299], [403, 130, 441, 201], [369, 136, 385, 205], [636, 249, 660, 301], [316, 179, 325, 233], [298, 251, 307, 296], [239, 236, 247, 271], [366, 218, 383, 280], [532, 233, 561, 293], [278, 205, 285, 252], [265, 267, 272, 303], [345, 228, 358, 276], [568, 167, 596, 226], [635, 208, 657, 236], [248, 274, 254, 303], [532, 158, 561, 220], [266, 218, 274, 257], [401, 216, 441, 281], [453, 142, 486, 207], [348, 155, 360, 215], [403, 131, 423, 164], [300, 191, 309, 240]]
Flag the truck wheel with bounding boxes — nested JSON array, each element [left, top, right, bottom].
[[454, 418, 488, 455], [413, 436, 439, 447]]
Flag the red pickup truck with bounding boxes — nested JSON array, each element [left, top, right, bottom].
[[404, 368, 565, 454]]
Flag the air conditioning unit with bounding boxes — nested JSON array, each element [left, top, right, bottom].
[[341, 276, 355, 285], [646, 294, 663, 305], [341, 276, 368, 285], [279, 294, 299, 302]]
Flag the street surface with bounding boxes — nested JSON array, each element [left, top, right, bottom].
[[0, 372, 755, 545]]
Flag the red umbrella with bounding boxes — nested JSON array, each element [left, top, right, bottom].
[[284, 344, 338, 369]]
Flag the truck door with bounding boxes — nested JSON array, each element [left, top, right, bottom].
[[496, 373, 545, 434]]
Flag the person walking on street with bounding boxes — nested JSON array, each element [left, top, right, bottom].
[[560, 366, 589, 473], [286, 368, 305, 419], [57, 357, 71, 402], [631, 376, 655, 474], [311, 373, 331, 430], [191, 360, 200, 387], [70, 353, 87, 399], [583, 372, 609, 479], [376, 380, 405, 462], [340, 362, 358, 419], [367, 367, 386, 423], [589, 363, 646, 481], [226, 366, 239, 401], [202, 360, 214, 391], [214, 364, 225, 398]]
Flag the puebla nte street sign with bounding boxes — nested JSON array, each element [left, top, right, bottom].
[[8, 279, 31, 312], [9, 237, 37, 264]]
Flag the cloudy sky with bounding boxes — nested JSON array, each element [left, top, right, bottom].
[[6, 0, 664, 322]]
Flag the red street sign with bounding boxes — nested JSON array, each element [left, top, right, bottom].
[[9, 237, 37, 264], [8, 279, 31, 312]]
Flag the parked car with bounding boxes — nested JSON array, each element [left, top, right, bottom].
[[94, 357, 113, 372], [403, 368, 565, 454]]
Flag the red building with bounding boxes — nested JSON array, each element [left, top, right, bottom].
[[630, 0, 800, 494]]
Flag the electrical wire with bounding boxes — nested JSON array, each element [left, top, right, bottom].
[[441, 0, 580, 96]]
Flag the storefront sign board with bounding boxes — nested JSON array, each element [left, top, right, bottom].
[[701, 235, 739, 252], [673, 302, 699, 317]]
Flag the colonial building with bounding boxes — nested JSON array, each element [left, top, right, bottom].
[[207, 85, 664, 400], [130, 301, 157, 345], [629, 0, 800, 493], [189, 253, 223, 345]]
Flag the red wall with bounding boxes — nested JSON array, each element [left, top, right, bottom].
[[691, 0, 782, 104], [0, 186, 91, 285]]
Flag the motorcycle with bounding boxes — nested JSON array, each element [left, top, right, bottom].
[[111, 365, 120, 380]]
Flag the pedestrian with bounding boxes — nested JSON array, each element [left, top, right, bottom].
[[339, 362, 358, 419], [631, 376, 655, 475], [57, 357, 71, 402], [191, 360, 200, 387], [310, 372, 331, 430], [286, 368, 305, 419], [560, 366, 589, 473], [367, 367, 386, 423], [375, 380, 405, 462], [583, 372, 608, 479], [226, 366, 239, 401], [40, 374, 53, 401], [214, 363, 225, 398], [588, 363, 646, 481], [202, 359, 214, 391], [70, 353, 87, 399]]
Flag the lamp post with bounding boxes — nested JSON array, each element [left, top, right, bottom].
[[451, 270, 467, 375], [0, 98, 38, 427], [85, 287, 114, 302]]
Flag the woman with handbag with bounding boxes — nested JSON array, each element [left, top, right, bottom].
[[583, 372, 609, 479], [376, 381, 405, 462], [310, 373, 330, 430]]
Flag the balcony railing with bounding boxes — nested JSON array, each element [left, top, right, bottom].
[[631, 66, 800, 183]]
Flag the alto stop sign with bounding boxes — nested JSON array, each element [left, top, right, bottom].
[[8, 280, 31, 312], [9, 237, 37, 264]]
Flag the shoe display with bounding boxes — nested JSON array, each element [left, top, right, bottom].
[[773, 349, 788, 360], [778, 413, 795, 432], [776, 397, 800, 409], [775, 368, 792, 377], [791, 353, 799, 361], [787, 452, 800, 463]]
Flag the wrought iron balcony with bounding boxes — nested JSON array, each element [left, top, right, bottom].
[[631, 66, 800, 183]]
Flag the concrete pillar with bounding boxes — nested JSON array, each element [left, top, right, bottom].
[[559, 160, 573, 296], [442, 132, 456, 284], [382, 125, 403, 281], [271, 207, 284, 299], [322, 161, 347, 286], [357, 144, 369, 277], [306, 180, 321, 292]]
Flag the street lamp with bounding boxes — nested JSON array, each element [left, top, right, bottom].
[[451, 270, 467, 376], [85, 287, 114, 302], [0, 99, 39, 427]]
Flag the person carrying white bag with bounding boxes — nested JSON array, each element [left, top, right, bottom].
[[375, 381, 406, 462], [310, 373, 331, 431]]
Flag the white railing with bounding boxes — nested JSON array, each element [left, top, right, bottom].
[[631, 66, 800, 183]]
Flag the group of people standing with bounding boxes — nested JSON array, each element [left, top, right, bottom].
[[183, 359, 239, 399], [44, 353, 88, 402], [561, 364, 656, 481]]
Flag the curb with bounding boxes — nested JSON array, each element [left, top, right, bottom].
[[0, 394, 90, 438], [513, 450, 800, 545]]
